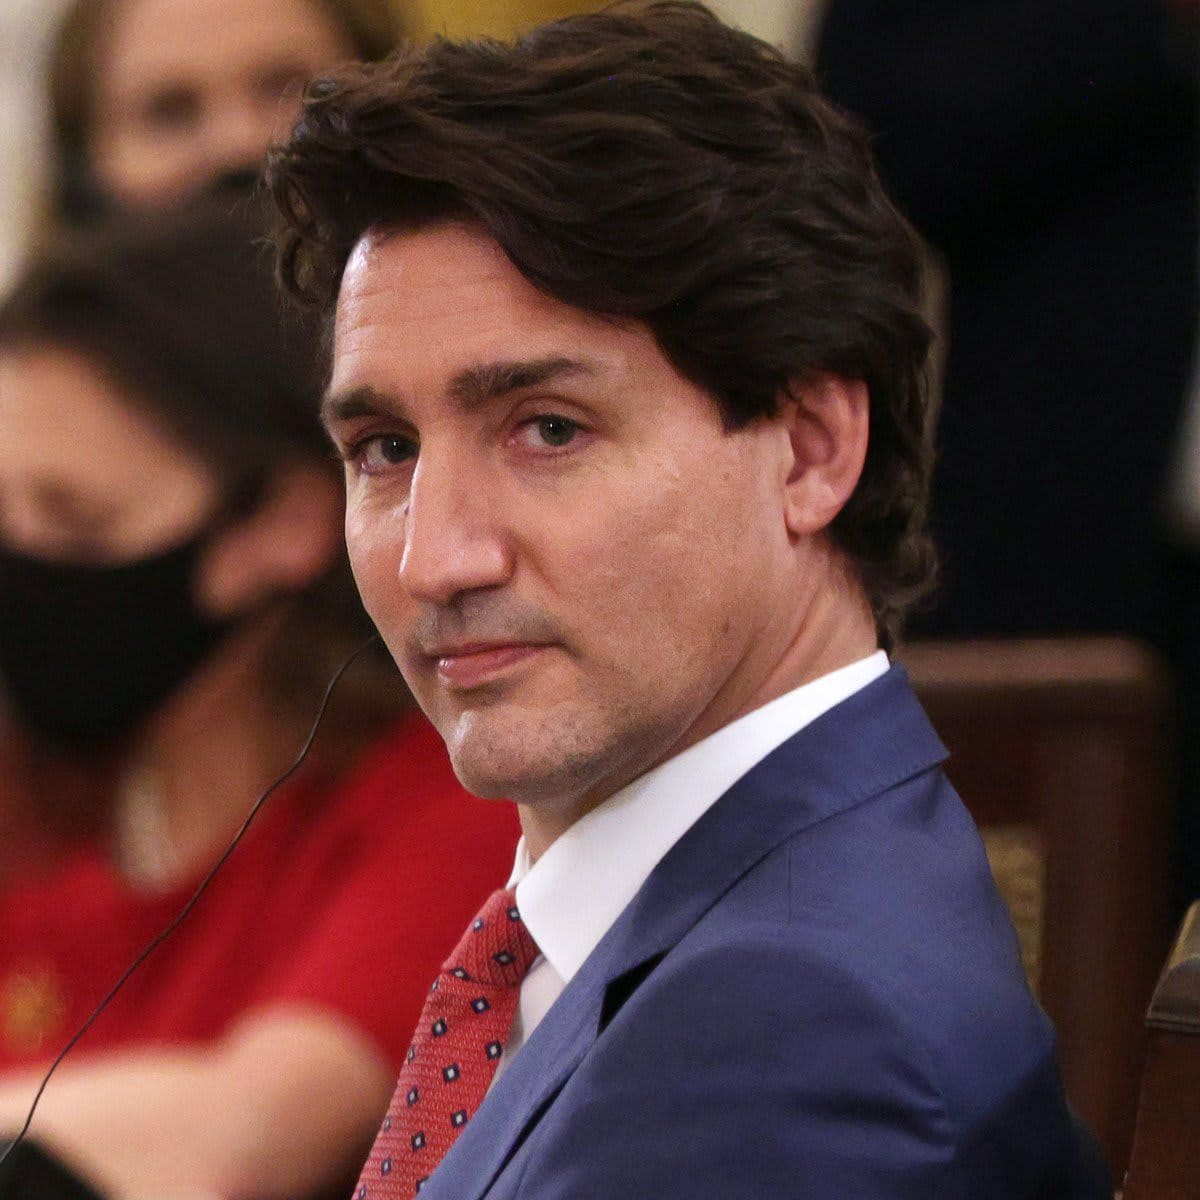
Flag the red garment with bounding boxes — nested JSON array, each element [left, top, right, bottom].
[[0, 714, 519, 1074]]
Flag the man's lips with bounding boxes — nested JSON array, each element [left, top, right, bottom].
[[428, 642, 549, 689]]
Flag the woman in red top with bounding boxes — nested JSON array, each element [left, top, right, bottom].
[[0, 205, 518, 1198]]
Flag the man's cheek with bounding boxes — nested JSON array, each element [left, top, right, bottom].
[[347, 513, 393, 587], [345, 541, 377, 611], [347, 544, 402, 643]]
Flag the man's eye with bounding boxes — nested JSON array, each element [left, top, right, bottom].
[[532, 416, 579, 448], [356, 434, 417, 473]]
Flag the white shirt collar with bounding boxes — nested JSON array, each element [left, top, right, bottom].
[[508, 650, 889, 985]]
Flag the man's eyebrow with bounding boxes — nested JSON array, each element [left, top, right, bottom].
[[447, 356, 597, 408], [320, 385, 398, 429], [321, 357, 599, 430]]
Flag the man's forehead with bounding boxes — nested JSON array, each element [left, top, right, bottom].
[[340, 223, 515, 302], [336, 224, 506, 333], [331, 225, 511, 397], [331, 223, 647, 389]]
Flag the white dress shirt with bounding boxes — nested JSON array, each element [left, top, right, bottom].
[[493, 649, 889, 1081]]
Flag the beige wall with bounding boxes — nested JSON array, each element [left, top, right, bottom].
[[401, 0, 827, 53], [402, 0, 606, 39], [705, 0, 826, 55], [0, 0, 71, 291]]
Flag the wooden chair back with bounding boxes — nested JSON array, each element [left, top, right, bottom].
[[901, 638, 1171, 1176], [1123, 900, 1200, 1200]]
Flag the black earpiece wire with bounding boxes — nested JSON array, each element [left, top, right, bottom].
[[0, 634, 381, 1168]]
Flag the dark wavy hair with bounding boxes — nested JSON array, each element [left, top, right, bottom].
[[269, 0, 938, 647]]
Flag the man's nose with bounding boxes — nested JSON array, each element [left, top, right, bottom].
[[398, 451, 513, 605]]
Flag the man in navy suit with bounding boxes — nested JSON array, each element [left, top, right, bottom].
[[270, 4, 1108, 1195]]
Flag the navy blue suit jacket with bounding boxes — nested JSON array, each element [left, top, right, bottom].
[[423, 667, 1107, 1198]]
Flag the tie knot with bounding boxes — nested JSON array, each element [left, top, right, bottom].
[[442, 887, 539, 990]]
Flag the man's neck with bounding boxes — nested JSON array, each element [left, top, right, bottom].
[[519, 554, 879, 862]]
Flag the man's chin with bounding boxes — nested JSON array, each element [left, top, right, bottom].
[[444, 746, 575, 806], [438, 709, 605, 808]]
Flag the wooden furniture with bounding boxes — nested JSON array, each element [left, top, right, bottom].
[[1124, 900, 1200, 1200], [901, 638, 1172, 1176]]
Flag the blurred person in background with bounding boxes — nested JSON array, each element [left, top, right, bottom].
[[45, 0, 399, 224], [816, 0, 1197, 641], [0, 204, 518, 1199], [816, 0, 1200, 904]]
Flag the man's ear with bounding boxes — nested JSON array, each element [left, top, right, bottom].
[[779, 373, 869, 538], [196, 463, 343, 620]]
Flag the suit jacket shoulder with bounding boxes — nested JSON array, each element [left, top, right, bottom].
[[428, 668, 1105, 1200]]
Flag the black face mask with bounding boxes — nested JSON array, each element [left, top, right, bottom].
[[0, 529, 235, 753]]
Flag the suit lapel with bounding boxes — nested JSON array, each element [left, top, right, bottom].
[[422, 666, 947, 1199]]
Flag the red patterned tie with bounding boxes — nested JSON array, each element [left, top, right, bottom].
[[354, 888, 540, 1198]]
